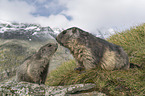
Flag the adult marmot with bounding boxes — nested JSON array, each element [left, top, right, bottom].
[[56, 27, 129, 71], [16, 43, 58, 84]]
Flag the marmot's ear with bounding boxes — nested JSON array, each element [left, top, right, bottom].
[[72, 27, 77, 33], [73, 28, 80, 37]]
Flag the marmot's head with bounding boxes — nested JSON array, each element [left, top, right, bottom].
[[37, 43, 58, 59], [56, 27, 82, 46]]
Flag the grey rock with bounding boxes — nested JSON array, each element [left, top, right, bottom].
[[0, 80, 47, 95], [0, 80, 106, 96], [66, 91, 107, 96], [46, 83, 96, 96]]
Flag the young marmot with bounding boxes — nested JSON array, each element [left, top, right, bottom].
[[16, 43, 58, 84]]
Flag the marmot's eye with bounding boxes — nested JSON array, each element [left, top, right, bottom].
[[62, 31, 66, 34], [41, 49, 46, 53], [48, 45, 52, 47]]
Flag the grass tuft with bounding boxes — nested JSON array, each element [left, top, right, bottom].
[[107, 24, 145, 67], [46, 60, 77, 86]]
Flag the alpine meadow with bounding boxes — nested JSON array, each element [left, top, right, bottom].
[[46, 24, 145, 96]]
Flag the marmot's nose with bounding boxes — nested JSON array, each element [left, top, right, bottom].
[[56, 35, 62, 42], [56, 36, 59, 41], [55, 48, 57, 51]]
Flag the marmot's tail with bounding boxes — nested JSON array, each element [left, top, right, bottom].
[[130, 63, 141, 68]]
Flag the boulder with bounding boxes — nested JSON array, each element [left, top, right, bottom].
[[0, 80, 106, 96]]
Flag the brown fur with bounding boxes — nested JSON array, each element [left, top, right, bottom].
[[56, 27, 129, 71], [16, 43, 58, 84]]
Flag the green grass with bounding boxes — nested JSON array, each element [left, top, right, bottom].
[[46, 60, 77, 86], [107, 24, 145, 67], [46, 24, 145, 96]]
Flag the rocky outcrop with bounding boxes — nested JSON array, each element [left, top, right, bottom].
[[0, 80, 106, 96]]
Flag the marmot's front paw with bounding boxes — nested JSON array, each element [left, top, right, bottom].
[[74, 67, 85, 74]]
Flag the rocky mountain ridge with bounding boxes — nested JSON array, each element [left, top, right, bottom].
[[0, 20, 60, 41]]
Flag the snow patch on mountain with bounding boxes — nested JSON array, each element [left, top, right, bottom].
[[52, 28, 64, 34], [25, 26, 37, 30], [0, 20, 12, 25], [94, 28, 116, 39], [0, 20, 57, 41]]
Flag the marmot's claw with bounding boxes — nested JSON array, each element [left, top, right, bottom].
[[74, 67, 85, 74], [74, 67, 83, 71]]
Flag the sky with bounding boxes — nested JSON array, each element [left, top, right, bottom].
[[1, 0, 145, 34]]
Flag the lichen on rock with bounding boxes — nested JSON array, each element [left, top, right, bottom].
[[0, 80, 106, 96]]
